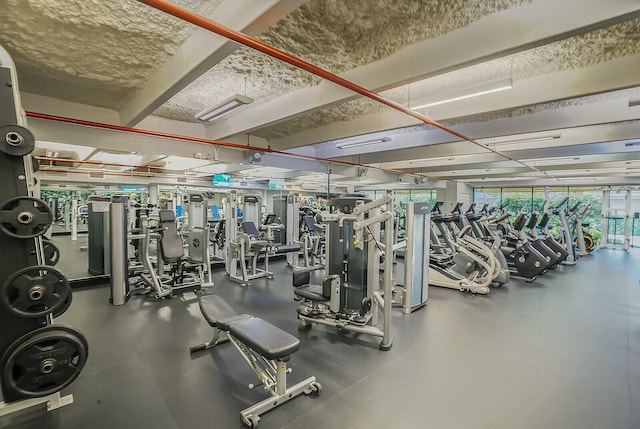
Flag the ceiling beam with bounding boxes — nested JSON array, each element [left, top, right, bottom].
[[207, 0, 640, 141], [119, 0, 309, 127], [27, 117, 247, 164]]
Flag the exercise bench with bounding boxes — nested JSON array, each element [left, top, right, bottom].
[[190, 294, 321, 428]]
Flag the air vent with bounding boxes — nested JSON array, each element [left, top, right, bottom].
[[89, 172, 105, 179], [177, 177, 187, 183], [629, 98, 640, 108]]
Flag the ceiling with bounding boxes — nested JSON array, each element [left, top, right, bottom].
[[1, 0, 639, 189]]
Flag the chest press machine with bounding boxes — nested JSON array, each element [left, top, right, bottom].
[[135, 210, 203, 299], [190, 294, 321, 428]]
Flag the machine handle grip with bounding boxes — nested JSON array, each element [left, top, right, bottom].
[[553, 196, 570, 209]]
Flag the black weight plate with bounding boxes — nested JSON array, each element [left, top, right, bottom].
[[52, 290, 72, 319], [1, 265, 70, 318], [0, 196, 53, 238], [1, 325, 88, 398], [43, 239, 60, 266], [0, 124, 35, 156]]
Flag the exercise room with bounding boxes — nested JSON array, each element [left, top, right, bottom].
[[0, 1, 639, 428]]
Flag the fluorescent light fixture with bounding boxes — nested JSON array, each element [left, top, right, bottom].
[[336, 137, 390, 150], [561, 177, 598, 182], [408, 156, 455, 166], [241, 166, 292, 177], [629, 98, 640, 108], [522, 156, 580, 166], [195, 94, 254, 122], [411, 79, 512, 110], [488, 134, 562, 146]]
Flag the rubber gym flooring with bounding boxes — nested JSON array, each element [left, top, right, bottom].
[[2, 249, 639, 429]]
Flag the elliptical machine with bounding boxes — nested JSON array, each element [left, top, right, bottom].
[[551, 197, 578, 265], [490, 211, 548, 282]]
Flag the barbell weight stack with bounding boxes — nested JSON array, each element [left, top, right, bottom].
[[1, 265, 71, 318], [0, 124, 35, 157], [1, 325, 88, 398], [0, 196, 53, 239]]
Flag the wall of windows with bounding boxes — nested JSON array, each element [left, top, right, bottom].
[[361, 189, 435, 218], [473, 186, 604, 234]]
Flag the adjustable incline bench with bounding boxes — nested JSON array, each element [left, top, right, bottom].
[[190, 294, 321, 428]]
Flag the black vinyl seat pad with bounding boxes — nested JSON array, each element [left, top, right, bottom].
[[199, 294, 238, 327], [225, 316, 300, 360], [199, 295, 300, 360]]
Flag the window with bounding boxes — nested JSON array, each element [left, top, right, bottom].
[[473, 188, 501, 210]]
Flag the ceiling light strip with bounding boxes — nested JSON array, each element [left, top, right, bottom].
[[411, 80, 512, 110], [196, 94, 253, 122], [136, 0, 516, 163], [336, 137, 390, 149]]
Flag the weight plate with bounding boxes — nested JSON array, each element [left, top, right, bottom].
[[0, 124, 35, 157], [1, 326, 88, 398], [31, 155, 40, 173], [42, 239, 60, 266], [52, 290, 73, 319], [0, 196, 53, 238], [1, 265, 71, 318]]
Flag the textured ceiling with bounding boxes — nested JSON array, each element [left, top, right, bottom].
[[0, 0, 221, 108], [252, 17, 640, 140], [155, 0, 532, 122]]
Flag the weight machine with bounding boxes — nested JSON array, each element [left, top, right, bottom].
[[110, 197, 205, 303], [225, 191, 274, 286], [392, 201, 429, 314], [572, 203, 594, 255], [0, 45, 87, 417], [293, 193, 395, 351], [551, 197, 578, 264]]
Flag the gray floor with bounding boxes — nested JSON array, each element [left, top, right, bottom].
[[2, 249, 639, 429], [50, 234, 92, 280]]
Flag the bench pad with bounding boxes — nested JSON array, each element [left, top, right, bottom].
[[217, 314, 253, 331], [199, 294, 238, 327], [228, 317, 300, 360], [274, 244, 301, 254]]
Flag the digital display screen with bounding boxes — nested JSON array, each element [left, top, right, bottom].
[[268, 179, 285, 189], [120, 185, 148, 192], [213, 173, 232, 187]]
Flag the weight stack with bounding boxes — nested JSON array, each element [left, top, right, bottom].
[[0, 47, 87, 405]]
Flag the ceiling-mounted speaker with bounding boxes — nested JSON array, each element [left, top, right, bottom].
[[357, 168, 368, 177], [248, 150, 263, 164], [415, 176, 427, 184]]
